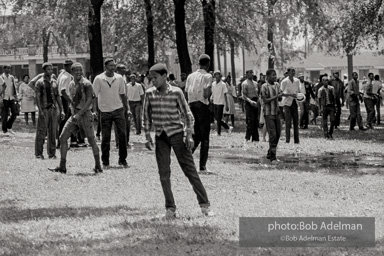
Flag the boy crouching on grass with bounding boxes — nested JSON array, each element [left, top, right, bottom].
[[144, 63, 214, 219]]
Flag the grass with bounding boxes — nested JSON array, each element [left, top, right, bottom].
[[0, 106, 383, 255]]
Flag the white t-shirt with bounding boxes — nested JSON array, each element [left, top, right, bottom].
[[57, 71, 73, 96], [211, 80, 228, 105], [93, 72, 126, 112]]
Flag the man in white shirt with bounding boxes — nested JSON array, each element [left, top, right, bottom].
[[93, 58, 129, 168], [0, 64, 18, 135], [126, 74, 144, 135], [280, 67, 303, 144], [57, 59, 78, 147], [185, 54, 212, 172], [211, 71, 231, 135]]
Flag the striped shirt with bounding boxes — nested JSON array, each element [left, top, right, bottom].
[[144, 84, 194, 137], [261, 82, 281, 116]]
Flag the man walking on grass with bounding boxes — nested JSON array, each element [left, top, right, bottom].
[[261, 69, 283, 163], [348, 72, 367, 131], [185, 54, 213, 172], [93, 58, 129, 168], [35, 63, 65, 159], [363, 73, 376, 129], [372, 75, 382, 125], [280, 68, 303, 144], [49, 63, 102, 174], [211, 70, 232, 136], [127, 74, 144, 135], [144, 63, 213, 219], [318, 75, 336, 139], [330, 72, 345, 129]]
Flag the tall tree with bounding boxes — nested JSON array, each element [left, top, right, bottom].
[[173, 0, 192, 75], [143, 0, 155, 67], [267, 0, 278, 69], [201, 0, 215, 72], [89, 0, 105, 81]]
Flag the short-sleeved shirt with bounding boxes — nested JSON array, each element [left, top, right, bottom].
[[363, 81, 374, 99], [372, 80, 382, 95], [126, 82, 144, 101], [57, 71, 73, 96], [211, 80, 228, 105], [242, 79, 258, 99], [185, 69, 212, 105], [280, 76, 303, 106], [35, 76, 59, 109], [261, 82, 281, 116], [0, 73, 16, 100], [68, 77, 94, 110], [93, 72, 126, 112]]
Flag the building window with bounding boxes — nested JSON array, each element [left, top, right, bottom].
[[359, 69, 369, 79], [22, 65, 29, 69]]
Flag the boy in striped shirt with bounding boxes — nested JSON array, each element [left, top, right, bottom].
[[144, 63, 213, 219]]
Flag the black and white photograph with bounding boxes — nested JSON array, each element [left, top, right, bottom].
[[0, 0, 383, 255]]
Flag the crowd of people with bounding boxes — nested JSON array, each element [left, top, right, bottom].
[[0, 55, 383, 218]]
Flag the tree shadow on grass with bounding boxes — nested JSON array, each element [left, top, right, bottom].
[[1, 215, 383, 255], [0, 204, 149, 223]]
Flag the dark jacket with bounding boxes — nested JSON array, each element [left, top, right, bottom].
[[331, 78, 345, 102], [319, 86, 336, 107]]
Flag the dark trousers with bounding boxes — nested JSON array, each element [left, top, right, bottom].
[[1, 99, 18, 133], [349, 98, 364, 129], [96, 109, 101, 137], [265, 115, 281, 160], [322, 105, 335, 137], [213, 104, 229, 135], [189, 101, 211, 170], [115, 112, 131, 147], [279, 106, 285, 121], [129, 101, 142, 134], [284, 100, 299, 144], [375, 99, 381, 125], [100, 108, 127, 165], [299, 102, 309, 128], [155, 131, 210, 211], [364, 98, 375, 126], [35, 106, 58, 157], [245, 99, 259, 141], [334, 98, 342, 127], [58, 97, 76, 144]]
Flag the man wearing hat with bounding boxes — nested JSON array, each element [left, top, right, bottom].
[[0, 64, 18, 135], [57, 59, 78, 147], [242, 69, 260, 142], [126, 73, 144, 135], [35, 62, 65, 159], [185, 54, 213, 172]]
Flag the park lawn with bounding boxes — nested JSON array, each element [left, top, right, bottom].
[[0, 109, 384, 256]]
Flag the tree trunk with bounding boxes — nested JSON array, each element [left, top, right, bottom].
[[173, 0, 192, 75], [242, 46, 245, 74], [202, 0, 215, 72], [216, 44, 221, 71], [347, 53, 353, 82], [144, 0, 155, 68], [267, 0, 277, 69], [223, 42, 227, 75], [230, 40, 236, 86], [42, 28, 50, 62], [88, 0, 104, 82]]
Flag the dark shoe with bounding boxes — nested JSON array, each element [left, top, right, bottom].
[[78, 143, 87, 147], [303, 126, 308, 129], [266, 154, 271, 160], [48, 167, 67, 174], [359, 127, 367, 131], [118, 161, 129, 168], [49, 155, 57, 159], [70, 143, 79, 148], [136, 132, 141, 135], [94, 167, 103, 174], [36, 155, 44, 160]]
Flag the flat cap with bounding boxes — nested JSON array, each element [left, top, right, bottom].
[[42, 62, 52, 70], [149, 63, 168, 73]]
